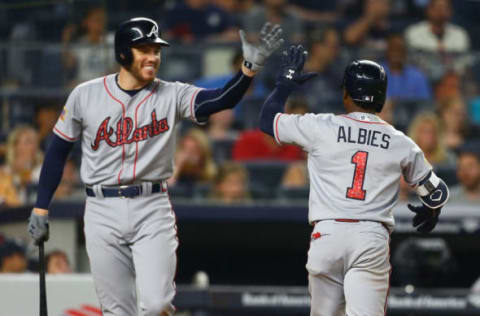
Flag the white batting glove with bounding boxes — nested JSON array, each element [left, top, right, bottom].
[[239, 23, 284, 72]]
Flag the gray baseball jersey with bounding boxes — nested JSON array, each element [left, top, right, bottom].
[[274, 111, 431, 231], [53, 74, 203, 185]]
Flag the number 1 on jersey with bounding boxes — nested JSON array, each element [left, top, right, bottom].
[[346, 151, 369, 200]]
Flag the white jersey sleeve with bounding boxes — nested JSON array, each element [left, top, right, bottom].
[[53, 86, 82, 142], [273, 113, 335, 152], [175, 81, 204, 124], [401, 137, 432, 186]]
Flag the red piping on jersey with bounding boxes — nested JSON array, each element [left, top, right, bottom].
[[53, 127, 77, 142], [64, 310, 89, 316], [167, 189, 179, 310], [81, 305, 102, 315], [133, 81, 159, 182], [384, 235, 392, 316], [274, 113, 283, 144], [104, 76, 127, 185], [189, 88, 201, 122], [340, 114, 388, 125]]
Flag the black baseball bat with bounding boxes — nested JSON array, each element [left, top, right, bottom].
[[39, 242, 48, 316]]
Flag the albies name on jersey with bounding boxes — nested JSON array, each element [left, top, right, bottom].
[[337, 125, 390, 149]]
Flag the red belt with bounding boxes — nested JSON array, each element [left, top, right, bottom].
[[335, 219, 360, 223]]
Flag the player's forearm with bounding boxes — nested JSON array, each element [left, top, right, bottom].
[[259, 86, 293, 137], [194, 70, 253, 121], [35, 135, 75, 209]]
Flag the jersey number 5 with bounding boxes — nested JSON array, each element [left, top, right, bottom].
[[346, 151, 369, 200]]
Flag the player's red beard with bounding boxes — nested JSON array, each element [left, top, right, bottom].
[[129, 58, 161, 84]]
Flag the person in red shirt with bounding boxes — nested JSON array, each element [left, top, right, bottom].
[[232, 97, 307, 161]]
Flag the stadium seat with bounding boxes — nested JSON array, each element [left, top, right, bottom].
[[276, 186, 310, 201], [212, 139, 234, 163], [244, 161, 288, 198]]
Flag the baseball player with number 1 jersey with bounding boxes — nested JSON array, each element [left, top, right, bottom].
[[259, 45, 450, 316], [27, 17, 284, 316]]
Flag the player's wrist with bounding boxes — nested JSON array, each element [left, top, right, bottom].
[[241, 63, 257, 77], [33, 208, 49, 216]]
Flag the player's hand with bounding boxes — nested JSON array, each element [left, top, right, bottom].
[[28, 208, 50, 245], [275, 44, 317, 90], [239, 22, 284, 72], [407, 203, 441, 233]]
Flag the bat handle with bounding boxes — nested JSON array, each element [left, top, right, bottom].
[[39, 242, 48, 316]]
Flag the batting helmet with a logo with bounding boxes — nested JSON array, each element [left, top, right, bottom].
[[114, 17, 170, 66], [343, 60, 387, 113]]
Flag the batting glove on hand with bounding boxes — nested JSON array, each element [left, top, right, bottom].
[[276, 45, 317, 90], [408, 203, 441, 233], [239, 22, 284, 72], [28, 210, 49, 245]]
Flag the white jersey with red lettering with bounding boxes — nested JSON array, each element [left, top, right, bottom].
[[54, 74, 202, 186], [273, 111, 431, 232]]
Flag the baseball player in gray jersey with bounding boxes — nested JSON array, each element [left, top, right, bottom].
[[27, 17, 283, 316], [259, 45, 450, 316]]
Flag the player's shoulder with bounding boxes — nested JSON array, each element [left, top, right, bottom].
[[154, 79, 199, 92], [73, 75, 110, 93]]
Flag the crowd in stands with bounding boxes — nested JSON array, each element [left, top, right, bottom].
[[0, 233, 72, 274], [0, 0, 478, 210]]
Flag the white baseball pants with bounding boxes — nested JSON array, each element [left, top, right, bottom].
[[84, 192, 178, 316], [306, 220, 390, 316]]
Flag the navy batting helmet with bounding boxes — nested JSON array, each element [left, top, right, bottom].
[[343, 60, 387, 113], [114, 17, 170, 66]]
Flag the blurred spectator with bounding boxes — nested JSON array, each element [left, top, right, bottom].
[[405, 0, 471, 80], [206, 109, 237, 141], [438, 97, 480, 151], [405, 0, 470, 53], [46, 249, 72, 274], [407, 112, 455, 168], [433, 71, 460, 103], [281, 161, 308, 188], [381, 33, 432, 101], [194, 48, 268, 125], [287, 0, 338, 24], [0, 125, 43, 207], [53, 159, 84, 202], [343, 0, 392, 50], [210, 161, 250, 204], [35, 104, 60, 151], [232, 99, 307, 161], [0, 240, 27, 273], [296, 27, 345, 113], [163, 0, 239, 43], [378, 99, 394, 125], [470, 96, 480, 126], [168, 128, 217, 187], [61, 5, 116, 87], [6, 18, 37, 86], [449, 142, 480, 204], [243, 0, 304, 44]]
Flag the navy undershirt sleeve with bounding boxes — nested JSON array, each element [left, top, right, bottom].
[[35, 134, 75, 209], [259, 86, 294, 137], [194, 70, 253, 122]]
